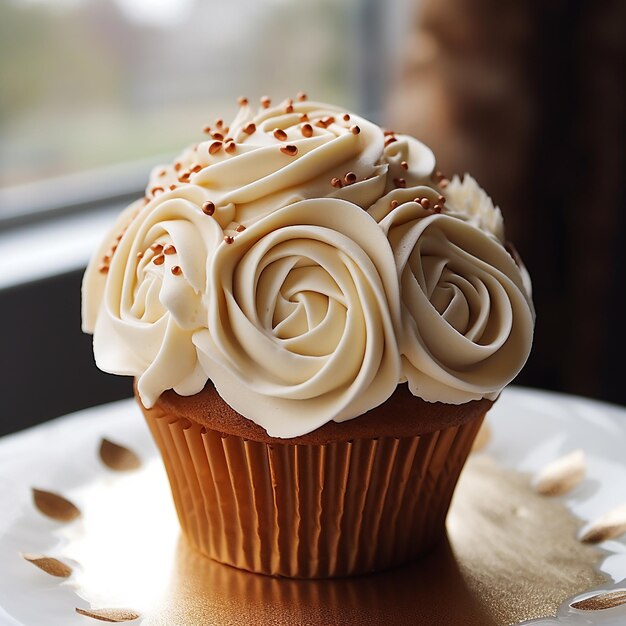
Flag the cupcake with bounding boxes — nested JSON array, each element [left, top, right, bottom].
[[82, 95, 534, 578]]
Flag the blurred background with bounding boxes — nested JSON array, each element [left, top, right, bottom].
[[1, 0, 624, 435]]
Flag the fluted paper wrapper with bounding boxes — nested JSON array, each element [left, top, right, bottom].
[[140, 402, 484, 578]]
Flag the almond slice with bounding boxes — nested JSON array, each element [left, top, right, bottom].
[[580, 504, 626, 543], [21, 553, 72, 578], [99, 438, 141, 471], [571, 589, 626, 610], [75, 607, 141, 622], [32, 488, 81, 522], [533, 449, 586, 496]]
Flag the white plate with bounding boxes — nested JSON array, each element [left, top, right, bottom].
[[0, 387, 625, 625]]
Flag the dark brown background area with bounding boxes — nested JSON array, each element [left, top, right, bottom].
[[389, 0, 626, 404]]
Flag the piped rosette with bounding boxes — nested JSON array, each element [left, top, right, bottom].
[[82, 188, 223, 408], [371, 191, 534, 404], [193, 198, 402, 438]]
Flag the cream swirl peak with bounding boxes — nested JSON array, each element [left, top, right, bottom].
[[146, 97, 436, 231], [83, 95, 534, 436]]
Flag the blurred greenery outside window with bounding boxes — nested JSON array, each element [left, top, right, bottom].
[[1, 0, 410, 208]]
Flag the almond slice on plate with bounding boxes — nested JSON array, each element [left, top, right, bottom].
[[533, 449, 586, 496], [75, 607, 141, 622], [571, 589, 626, 610], [32, 488, 81, 522], [580, 504, 626, 543], [99, 438, 141, 471], [21, 553, 72, 578]]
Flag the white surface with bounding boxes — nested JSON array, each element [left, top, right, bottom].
[[0, 387, 625, 625]]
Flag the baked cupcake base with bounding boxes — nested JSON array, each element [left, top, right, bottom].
[[139, 383, 490, 578]]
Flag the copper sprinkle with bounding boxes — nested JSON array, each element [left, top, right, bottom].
[[224, 235, 234, 244], [420, 198, 431, 209], [202, 201, 215, 216], [261, 96, 271, 108], [215, 118, 224, 128], [350, 125, 361, 135], [299, 113, 309, 122], [169, 184, 177, 190], [225, 142, 236, 154], [98, 264, 109, 274], [280, 144, 298, 156], [433, 204, 443, 213], [243, 122, 256, 135], [171, 265, 182, 276], [236, 224, 246, 232], [316, 116, 335, 129], [331, 177, 343, 188], [273, 128, 288, 141], [209, 141, 223, 155], [301, 123, 313, 138], [394, 177, 406, 188], [153, 254, 165, 266], [390, 200, 399, 209], [343, 113, 351, 121], [401, 161, 408, 170], [296, 91, 307, 102], [212, 132, 224, 141], [151, 187, 164, 196], [189, 164, 202, 173], [238, 96, 249, 106], [344, 171, 357, 185], [163, 244, 176, 255], [202, 125, 211, 134], [174, 162, 182, 171], [151, 243, 163, 253], [385, 136, 398, 147]]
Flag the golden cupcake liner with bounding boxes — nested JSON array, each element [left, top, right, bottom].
[[141, 402, 484, 578]]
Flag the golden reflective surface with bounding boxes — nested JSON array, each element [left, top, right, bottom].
[[64, 453, 605, 625]]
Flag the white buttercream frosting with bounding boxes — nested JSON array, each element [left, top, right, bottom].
[[82, 188, 223, 406], [193, 198, 401, 437], [83, 96, 534, 437], [374, 199, 534, 403]]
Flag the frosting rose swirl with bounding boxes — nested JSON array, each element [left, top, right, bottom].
[[193, 198, 401, 438], [147, 98, 436, 232], [82, 189, 223, 407], [376, 199, 534, 404]]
